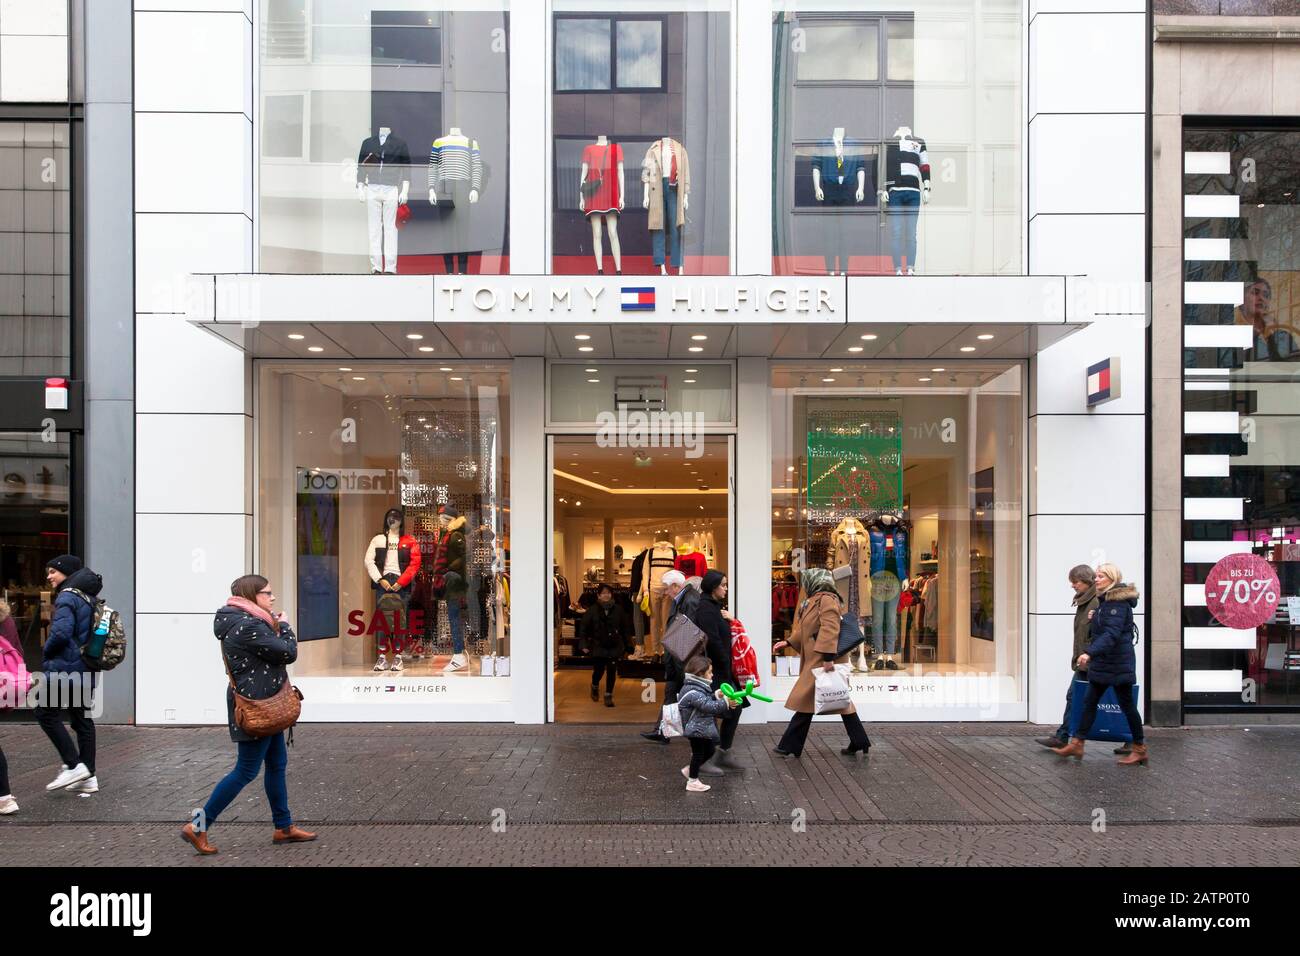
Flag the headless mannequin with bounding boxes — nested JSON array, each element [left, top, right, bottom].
[[579, 134, 624, 274], [643, 137, 689, 275], [428, 126, 480, 207], [879, 126, 930, 276], [839, 522, 873, 673], [357, 127, 411, 206], [871, 513, 906, 669], [812, 127, 865, 277]]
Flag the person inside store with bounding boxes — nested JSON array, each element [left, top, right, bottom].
[[181, 574, 316, 855], [579, 583, 631, 708], [1235, 277, 1295, 363], [772, 568, 872, 758], [1052, 563, 1147, 766], [639, 569, 700, 744], [692, 570, 745, 774], [1037, 565, 1100, 751]]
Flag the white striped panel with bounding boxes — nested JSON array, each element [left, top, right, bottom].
[[1184, 669, 1243, 693], [1185, 382, 1230, 391], [1184, 324, 1252, 348], [1184, 540, 1254, 563], [1184, 237, 1231, 261], [1185, 282, 1244, 305], [1185, 498, 1243, 520], [1185, 455, 1230, 477], [1184, 411, 1239, 433], [1184, 151, 1231, 175], [1183, 583, 1207, 607], [1185, 627, 1257, 650], [1185, 195, 1240, 218], [1185, 368, 1229, 376]]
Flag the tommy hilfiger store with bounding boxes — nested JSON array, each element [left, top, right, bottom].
[[127, 270, 1137, 728]]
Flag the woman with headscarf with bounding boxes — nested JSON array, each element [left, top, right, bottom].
[[771, 569, 871, 758]]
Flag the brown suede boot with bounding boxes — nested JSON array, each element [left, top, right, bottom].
[[1051, 737, 1085, 759], [180, 822, 218, 856], [272, 824, 318, 844], [1117, 742, 1148, 766]]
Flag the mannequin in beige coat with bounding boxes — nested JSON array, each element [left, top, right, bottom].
[[830, 517, 873, 671], [642, 138, 690, 275]]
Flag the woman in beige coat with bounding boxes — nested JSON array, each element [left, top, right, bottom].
[[772, 569, 872, 758]]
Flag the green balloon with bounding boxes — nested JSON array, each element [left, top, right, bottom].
[[719, 679, 774, 704]]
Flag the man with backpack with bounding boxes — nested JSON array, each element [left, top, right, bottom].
[[38, 554, 103, 793]]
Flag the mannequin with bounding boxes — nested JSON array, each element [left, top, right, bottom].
[[813, 127, 866, 276], [356, 126, 411, 275], [867, 513, 909, 670], [879, 126, 930, 276], [364, 507, 422, 671], [431, 505, 469, 672], [637, 539, 677, 657], [428, 126, 483, 275], [629, 547, 648, 656], [830, 516, 873, 671], [579, 135, 625, 274], [642, 138, 690, 275]]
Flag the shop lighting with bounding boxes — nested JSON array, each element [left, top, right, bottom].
[[575, 501, 582, 507], [830, 367, 844, 372], [787, 465, 795, 472], [588, 378, 600, 383], [688, 346, 703, 352], [847, 346, 863, 352], [418, 346, 435, 353], [450, 376, 463, 381], [307, 346, 324, 352], [288, 334, 305, 340], [579, 346, 595, 352], [352, 376, 366, 381], [822, 377, 835, 382], [691, 334, 708, 341], [683, 378, 696, 383], [960, 346, 976, 352], [338, 367, 351, 371], [860, 334, 878, 341], [439, 367, 453, 372], [685, 368, 698, 372], [918, 377, 932, 382], [574, 334, 591, 340], [585, 367, 599, 372], [931, 367, 945, 372], [977, 334, 994, 340], [406, 334, 424, 340]]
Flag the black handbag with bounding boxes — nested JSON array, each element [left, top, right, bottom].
[[837, 613, 866, 656]]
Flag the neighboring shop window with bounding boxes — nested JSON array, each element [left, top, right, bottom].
[[771, 5, 1023, 277], [548, 362, 734, 427], [258, 2, 510, 275], [0, 432, 70, 670], [0, 122, 72, 376], [551, 3, 731, 276], [258, 365, 512, 693], [769, 364, 1024, 714], [1182, 124, 1300, 709]]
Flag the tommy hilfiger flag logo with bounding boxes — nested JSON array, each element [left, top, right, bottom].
[[621, 287, 656, 312], [1086, 356, 1121, 407]]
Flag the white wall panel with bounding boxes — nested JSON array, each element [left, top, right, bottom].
[[135, 614, 227, 724], [137, 413, 248, 514], [1030, 114, 1145, 216], [0, 35, 67, 101], [1032, 316, 1146, 416], [1031, 414, 1145, 515], [1030, 514, 1145, 615], [136, 514, 249, 613], [1029, 214, 1144, 284], [1030, 14, 1145, 115], [135, 0, 251, 14], [1032, 0, 1143, 11], [135, 11, 252, 114], [135, 112, 252, 214], [136, 313, 247, 414], [1, 0, 68, 34], [137, 214, 251, 313]]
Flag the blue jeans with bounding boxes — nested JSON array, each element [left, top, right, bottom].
[[447, 598, 465, 654], [201, 732, 291, 831], [871, 593, 900, 654], [652, 178, 682, 268], [887, 189, 920, 271], [1054, 675, 1078, 741]]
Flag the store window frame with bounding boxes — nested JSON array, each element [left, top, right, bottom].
[[788, 13, 914, 92], [553, 13, 669, 95], [544, 359, 737, 432]]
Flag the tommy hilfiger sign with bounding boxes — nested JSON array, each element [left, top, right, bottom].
[[434, 276, 843, 323]]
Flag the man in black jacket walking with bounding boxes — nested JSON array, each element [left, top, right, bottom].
[[640, 570, 699, 743]]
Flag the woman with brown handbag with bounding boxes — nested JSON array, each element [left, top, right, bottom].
[[181, 575, 315, 855]]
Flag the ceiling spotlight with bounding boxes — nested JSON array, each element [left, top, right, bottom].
[[307, 346, 323, 352], [688, 346, 703, 353], [822, 377, 835, 383], [574, 333, 591, 341], [406, 333, 424, 341], [287, 333, 305, 340], [691, 334, 708, 341], [683, 378, 696, 383], [977, 334, 994, 341], [960, 346, 976, 353], [418, 346, 434, 352], [450, 376, 463, 381], [439, 367, 454, 372], [847, 346, 864, 353], [587, 378, 600, 383], [579, 346, 595, 352], [918, 376, 932, 382], [931, 367, 945, 372], [585, 368, 599, 373], [685, 368, 698, 373], [830, 367, 844, 372], [352, 376, 366, 381], [860, 334, 878, 341]]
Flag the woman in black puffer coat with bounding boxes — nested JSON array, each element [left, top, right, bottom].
[[692, 570, 744, 774], [181, 575, 316, 855], [1053, 563, 1147, 765]]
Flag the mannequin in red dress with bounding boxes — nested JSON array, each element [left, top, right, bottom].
[[579, 135, 625, 274]]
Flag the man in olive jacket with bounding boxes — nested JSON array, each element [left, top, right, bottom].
[[1037, 565, 1099, 749]]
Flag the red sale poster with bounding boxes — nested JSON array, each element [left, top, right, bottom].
[[1204, 554, 1280, 630]]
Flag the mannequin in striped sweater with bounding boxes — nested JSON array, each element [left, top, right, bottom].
[[428, 127, 483, 274]]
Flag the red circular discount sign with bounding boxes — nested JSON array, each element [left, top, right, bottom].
[[1204, 553, 1280, 629]]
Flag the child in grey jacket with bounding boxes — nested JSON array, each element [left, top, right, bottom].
[[678, 655, 738, 792]]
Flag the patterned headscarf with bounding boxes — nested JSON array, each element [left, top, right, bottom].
[[801, 568, 839, 598]]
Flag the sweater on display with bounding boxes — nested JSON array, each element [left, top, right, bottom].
[[357, 133, 412, 188], [884, 135, 930, 193], [428, 134, 483, 194]]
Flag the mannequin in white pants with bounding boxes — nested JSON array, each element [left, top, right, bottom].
[[578, 135, 625, 274], [356, 127, 409, 274]]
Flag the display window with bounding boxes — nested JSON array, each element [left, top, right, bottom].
[[258, 1, 510, 275], [770, 363, 1024, 716], [551, 2, 731, 276], [1182, 124, 1300, 709], [257, 364, 511, 708], [771, 3, 1023, 276]]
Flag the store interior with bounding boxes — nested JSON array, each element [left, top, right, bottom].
[[552, 435, 730, 723]]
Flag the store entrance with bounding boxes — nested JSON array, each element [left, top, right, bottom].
[[549, 435, 732, 723]]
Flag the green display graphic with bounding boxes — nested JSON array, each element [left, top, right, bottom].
[[806, 411, 903, 513], [719, 680, 774, 704]]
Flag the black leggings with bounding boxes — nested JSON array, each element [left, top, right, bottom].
[[778, 710, 871, 756], [688, 738, 716, 779], [590, 658, 618, 693], [1075, 680, 1144, 743], [0, 743, 9, 796], [36, 705, 95, 774]]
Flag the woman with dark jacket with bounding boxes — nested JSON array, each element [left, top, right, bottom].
[[579, 583, 630, 707], [38, 554, 101, 793], [693, 570, 744, 774], [1053, 563, 1147, 765], [181, 575, 316, 855], [772, 569, 872, 758]]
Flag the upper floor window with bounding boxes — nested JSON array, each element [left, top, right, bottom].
[[555, 16, 666, 93]]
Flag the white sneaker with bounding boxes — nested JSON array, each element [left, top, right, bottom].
[[66, 775, 98, 794], [895, 268, 903, 276], [0, 795, 17, 814], [372, 655, 389, 672], [46, 763, 91, 792], [906, 267, 915, 276], [390, 654, 405, 672], [685, 778, 711, 793], [443, 653, 468, 673]]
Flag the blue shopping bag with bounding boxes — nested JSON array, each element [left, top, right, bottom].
[[1068, 680, 1140, 742]]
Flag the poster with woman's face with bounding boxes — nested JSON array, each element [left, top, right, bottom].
[[1237, 272, 1300, 362]]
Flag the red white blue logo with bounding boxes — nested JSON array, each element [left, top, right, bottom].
[[621, 287, 656, 312], [1086, 356, 1121, 407]]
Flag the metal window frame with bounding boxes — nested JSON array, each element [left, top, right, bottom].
[[553, 13, 669, 95]]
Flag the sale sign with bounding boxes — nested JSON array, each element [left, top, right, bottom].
[[1204, 553, 1280, 629]]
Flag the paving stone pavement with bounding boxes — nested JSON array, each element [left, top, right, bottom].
[[2, 722, 1298, 865]]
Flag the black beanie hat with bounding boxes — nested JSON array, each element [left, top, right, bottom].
[[700, 569, 725, 596], [46, 554, 82, 576]]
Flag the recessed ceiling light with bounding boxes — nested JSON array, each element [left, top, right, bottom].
[[287, 334, 305, 340], [574, 500, 582, 507], [587, 378, 600, 383], [960, 346, 976, 352], [691, 334, 708, 341], [574, 334, 591, 341], [450, 376, 463, 381], [685, 368, 698, 373], [918, 377, 932, 382], [683, 378, 696, 383], [579, 346, 594, 352], [406, 333, 424, 341], [585, 368, 599, 373], [418, 346, 435, 352], [307, 346, 324, 352], [931, 367, 945, 372], [830, 367, 844, 372], [688, 346, 703, 353], [338, 367, 352, 371], [860, 334, 878, 341], [439, 367, 454, 372], [787, 465, 795, 472], [847, 346, 864, 353], [822, 377, 835, 382], [352, 376, 366, 381], [977, 334, 994, 341]]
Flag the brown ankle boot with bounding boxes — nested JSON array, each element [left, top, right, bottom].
[[180, 822, 218, 856], [1051, 737, 1085, 759], [1117, 742, 1148, 766], [273, 824, 318, 844]]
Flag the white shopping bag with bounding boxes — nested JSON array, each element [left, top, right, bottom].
[[495, 656, 510, 676], [788, 657, 801, 676], [660, 702, 684, 738], [478, 655, 496, 676], [775, 656, 790, 677], [813, 663, 852, 715]]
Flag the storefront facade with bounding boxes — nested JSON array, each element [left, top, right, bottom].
[[130, 1, 1150, 726]]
